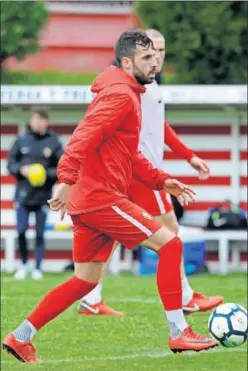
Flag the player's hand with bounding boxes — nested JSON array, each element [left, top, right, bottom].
[[20, 165, 31, 177], [48, 183, 70, 220], [164, 178, 196, 207], [60, 205, 67, 221], [190, 156, 210, 180]]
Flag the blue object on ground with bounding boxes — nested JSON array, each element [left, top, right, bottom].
[[45, 224, 54, 231], [138, 240, 206, 276]]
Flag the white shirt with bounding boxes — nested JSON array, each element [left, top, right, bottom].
[[139, 80, 165, 168]]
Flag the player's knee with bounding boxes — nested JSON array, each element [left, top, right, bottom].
[[170, 221, 179, 236], [74, 261, 103, 282], [142, 226, 176, 251], [157, 213, 179, 235], [74, 269, 97, 282]]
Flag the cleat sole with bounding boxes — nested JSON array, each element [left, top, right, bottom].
[[171, 343, 218, 354], [2, 343, 25, 363], [171, 349, 183, 354]]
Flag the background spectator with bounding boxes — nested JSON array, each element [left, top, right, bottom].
[[7, 107, 63, 280]]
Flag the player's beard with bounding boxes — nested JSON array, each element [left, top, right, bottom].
[[133, 64, 155, 85], [134, 71, 155, 85], [134, 74, 152, 85]]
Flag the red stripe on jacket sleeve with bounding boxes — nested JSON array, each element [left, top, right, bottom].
[[164, 121, 194, 162]]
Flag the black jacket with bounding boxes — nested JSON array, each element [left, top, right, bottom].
[[7, 129, 63, 206]]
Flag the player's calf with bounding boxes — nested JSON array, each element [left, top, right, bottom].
[[142, 228, 188, 338]]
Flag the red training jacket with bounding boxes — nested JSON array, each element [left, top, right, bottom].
[[57, 66, 172, 214]]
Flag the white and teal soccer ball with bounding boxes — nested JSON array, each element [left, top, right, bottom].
[[208, 303, 247, 348]]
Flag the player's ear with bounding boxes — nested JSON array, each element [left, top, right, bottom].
[[121, 57, 132, 71]]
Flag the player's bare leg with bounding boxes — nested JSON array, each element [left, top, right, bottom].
[[2, 261, 104, 363], [140, 225, 218, 353], [78, 244, 124, 316], [157, 211, 223, 314]]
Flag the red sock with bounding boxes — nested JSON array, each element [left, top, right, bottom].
[[156, 237, 183, 310], [27, 275, 96, 330]]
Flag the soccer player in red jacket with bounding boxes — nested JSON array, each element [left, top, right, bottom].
[[79, 29, 223, 317], [3, 30, 217, 363]]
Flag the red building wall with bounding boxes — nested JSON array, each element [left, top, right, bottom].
[[4, 12, 139, 73]]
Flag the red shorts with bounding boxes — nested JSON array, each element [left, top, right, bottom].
[[128, 178, 174, 216], [71, 198, 162, 263]]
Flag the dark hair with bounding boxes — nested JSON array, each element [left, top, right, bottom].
[[30, 106, 49, 120], [114, 29, 153, 67]]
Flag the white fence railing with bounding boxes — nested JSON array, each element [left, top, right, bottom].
[[1, 85, 247, 106]]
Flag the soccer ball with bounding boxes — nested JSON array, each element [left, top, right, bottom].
[[208, 303, 247, 347]]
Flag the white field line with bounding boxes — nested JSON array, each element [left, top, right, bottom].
[[1, 347, 246, 364]]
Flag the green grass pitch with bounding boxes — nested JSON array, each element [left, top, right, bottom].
[[1, 272, 247, 371]]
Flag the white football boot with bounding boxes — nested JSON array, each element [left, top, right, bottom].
[[31, 269, 44, 280]]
